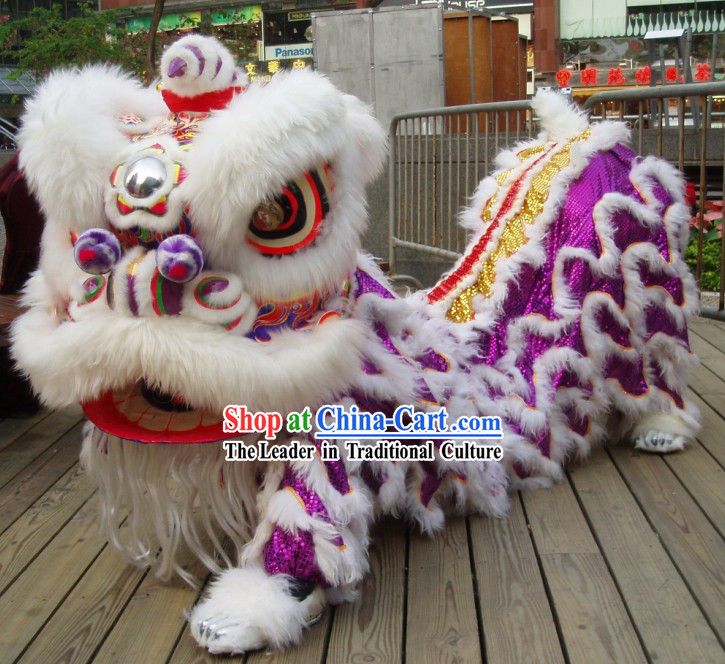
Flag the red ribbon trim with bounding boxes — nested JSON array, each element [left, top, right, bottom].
[[161, 86, 244, 113]]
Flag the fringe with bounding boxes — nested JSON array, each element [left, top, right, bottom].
[[80, 422, 260, 585]]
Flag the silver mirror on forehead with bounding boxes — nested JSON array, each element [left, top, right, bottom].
[[124, 156, 167, 199]]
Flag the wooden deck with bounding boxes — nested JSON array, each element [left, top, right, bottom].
[[0, 318, 723, 664]]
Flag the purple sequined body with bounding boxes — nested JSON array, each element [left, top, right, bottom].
[[465, 147, 691, 450], [348, 147, 691, 476], [260, 143, 695, 588]]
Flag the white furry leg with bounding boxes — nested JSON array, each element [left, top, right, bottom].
[[630, 412, 693, 454], [189, 566, 326, 655]]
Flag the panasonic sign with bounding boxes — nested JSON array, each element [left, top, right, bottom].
[[264, 43, 314, 61]]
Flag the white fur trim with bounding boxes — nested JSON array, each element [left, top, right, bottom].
[[532, 89, 590, 142], [19, 66, 166, 231], [80, 426, 260, 583], [11, 297, 367, 413]]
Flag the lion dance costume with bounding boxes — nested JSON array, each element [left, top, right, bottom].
[[11, 36, 699, 654]]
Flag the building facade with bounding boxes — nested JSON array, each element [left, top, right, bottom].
[[96, 1, 361, 81], [536, 0, 724, 95]]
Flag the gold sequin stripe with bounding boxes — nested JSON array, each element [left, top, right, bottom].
[[447, 130, 591, 323], [480, 167, 514, 225], [516, 142, 550, 161], [428, 147, 557, 305], [481, 143, 552, 225]]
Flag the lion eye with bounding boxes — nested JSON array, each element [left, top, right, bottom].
[[246, 166, 332, 256], [251, 200, 286, 233]]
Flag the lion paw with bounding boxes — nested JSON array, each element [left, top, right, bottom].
[[633, 430, 687, 454], [188, 566, 325, 655]]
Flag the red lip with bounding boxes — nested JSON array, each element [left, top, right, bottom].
[[83, 383, 226, 444]]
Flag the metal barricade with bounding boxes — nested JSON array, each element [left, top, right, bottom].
[[584, 82, 725, 319], [388, 83, 725, 320], [387, 100, 534, 289]]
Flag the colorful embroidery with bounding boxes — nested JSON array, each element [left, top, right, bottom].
[[249, 291, 323, 342]]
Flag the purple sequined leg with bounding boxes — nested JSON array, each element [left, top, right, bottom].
[[262, 464, 346, 588]]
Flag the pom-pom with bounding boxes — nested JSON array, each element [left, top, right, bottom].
[[156, 234, 204, 283], [74, 228, 121, 275], [159, 35, 246, 112]]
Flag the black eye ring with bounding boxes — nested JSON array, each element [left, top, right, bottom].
[[246, 165, 332, 256]]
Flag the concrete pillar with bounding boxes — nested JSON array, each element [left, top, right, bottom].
[[533, 0, 560, 80]]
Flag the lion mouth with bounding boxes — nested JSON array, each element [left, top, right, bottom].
[[82, 381, 225, 444], [139, 381, 194, 412]]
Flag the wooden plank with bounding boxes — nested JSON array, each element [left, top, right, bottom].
[[689, 317, 725, 351], [537, 552, 648, 664], [0, 421, 84, 533], [406, 517, 482, 664], [610, 445, 725, 639], [522, 481, 647, 663], [688, 327, 725, 376], [168, 624, 243, 664], [0, 410, 49, 453], [687, 364, 725, 416], [469, 494, 565, 664], [0, 406, 83, 489], [93, 556, 209, 662], [569, 449, 723, 663], [246, 609, 332, 664], [327, 518, 405, 663], [521, 478, 598, 556], [0, 499, 104, 662], [687, 389, 725, 466], [0, 463, 94, 594], [664, 440, 725, 535], [687, 321, 725, 416], [18, 541, 146, 664]]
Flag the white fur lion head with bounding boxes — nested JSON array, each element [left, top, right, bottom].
[[20, 34, 386, 303], [14, 35, 387, 439]]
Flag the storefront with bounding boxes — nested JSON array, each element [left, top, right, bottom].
[[251, 9, 316, 81], [123, 2, 355, 83], [125, 4, 263, 77]]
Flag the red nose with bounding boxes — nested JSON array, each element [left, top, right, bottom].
[[168, 263, 189, 281], [78, 248, 97, 264]]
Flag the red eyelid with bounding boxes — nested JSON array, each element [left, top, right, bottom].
[[274, 189, 298, 232]]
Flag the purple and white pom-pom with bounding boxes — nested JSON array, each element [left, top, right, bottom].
[[156, 234, 204, 283], [74, 228, 122, 275]]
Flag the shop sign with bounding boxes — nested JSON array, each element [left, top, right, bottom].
[[126, 5, 262, 33], [212, 5, 263, 26], [416, 0, 533, 10], [127, 11, 201, 33], [264, 43, 314, 60], [288, 11, 311, 22]]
